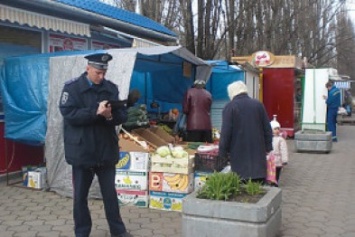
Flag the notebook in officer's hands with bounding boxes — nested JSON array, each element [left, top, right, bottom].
[[105, 100, 127, 109]]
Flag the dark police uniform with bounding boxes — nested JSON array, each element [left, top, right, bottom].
[[59, 53, 128, 237]]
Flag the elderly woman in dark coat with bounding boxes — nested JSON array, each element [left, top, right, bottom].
[[218, 81, 273, 183]]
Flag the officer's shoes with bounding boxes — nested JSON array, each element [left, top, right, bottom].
[[111, 232, 133, 237]]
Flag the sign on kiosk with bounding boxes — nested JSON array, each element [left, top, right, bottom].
[[48, 33, 88, 52]]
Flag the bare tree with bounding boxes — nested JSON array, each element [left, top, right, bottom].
[[106, 0, 355, 75], [336, 11, 355, 82], [178, 0, 195, 54]]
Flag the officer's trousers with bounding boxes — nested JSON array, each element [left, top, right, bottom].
[[72, 165, 126, 237]]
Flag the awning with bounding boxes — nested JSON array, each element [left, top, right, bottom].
[[99, 26, 162, 48], [132, 38, 161, 48], [0, 4, 90, 37]]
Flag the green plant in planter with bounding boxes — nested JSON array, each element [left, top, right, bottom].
[[243, 179, 265, 196], [196, 172, 242, 200], [196, 172, 268, 203]]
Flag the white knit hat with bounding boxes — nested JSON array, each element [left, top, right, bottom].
[[227, 81, 248, 100], [270, 120, 281, 129], [270, 114, 281, 129]]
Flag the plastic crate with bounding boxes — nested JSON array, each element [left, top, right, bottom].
[[194, 153, 229, 172]]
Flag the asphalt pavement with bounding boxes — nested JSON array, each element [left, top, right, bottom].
[[1, 125, 355, 237]]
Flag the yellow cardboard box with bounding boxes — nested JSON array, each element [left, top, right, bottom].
[[115, 170, 148, 191], [194, 171, 212, 190], [116, 151, 150, 171], [149, 191, 187, 212], [27, 167, 46, 189], [117, 190, 149, 207], [149, 172, 194, 194]]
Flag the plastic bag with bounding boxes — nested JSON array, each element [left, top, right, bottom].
[[220, 164, 231, 173], [173, 113, 187, 135], [266, 152, 277, 185]]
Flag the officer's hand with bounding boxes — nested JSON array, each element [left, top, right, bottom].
[[97, 100, 112, 119]]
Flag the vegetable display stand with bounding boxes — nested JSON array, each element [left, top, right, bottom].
[[182, 187, 282, 237], [149, 145, 194, 212]]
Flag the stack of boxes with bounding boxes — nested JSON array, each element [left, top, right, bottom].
[[115, 147, 150, 207], [148, 146, 194, 212], [117, 127, 208, 212]]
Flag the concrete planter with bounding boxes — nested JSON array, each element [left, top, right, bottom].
[[182, 187, 282, 237], [294, 130, 332, 153]]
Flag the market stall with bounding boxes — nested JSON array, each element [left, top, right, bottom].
[[231, 51, 304, 137], [0, 46, 212, 197]]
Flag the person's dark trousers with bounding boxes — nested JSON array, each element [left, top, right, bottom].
[[327, 107, 338, 141], [186, 130, 213, 143], [72, 165, 126, 237], [276, 167, 282, 183]]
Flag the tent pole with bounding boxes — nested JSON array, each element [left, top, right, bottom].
[[144, 73, 147, 105]]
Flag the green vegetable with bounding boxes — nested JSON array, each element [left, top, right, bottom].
[[187, 142, 204, 150], [156, 146, 171, 157]]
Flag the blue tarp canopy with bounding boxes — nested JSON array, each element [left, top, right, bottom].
[[205, 60, 244, 100], [0, 46, 211, 143], [0, 50, 97, 144]]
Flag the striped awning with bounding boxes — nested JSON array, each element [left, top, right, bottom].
[[132, 38, 161, 48], [0, 4, 90, 37]]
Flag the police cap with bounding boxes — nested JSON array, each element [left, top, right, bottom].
[[84, 53, 113, 70]]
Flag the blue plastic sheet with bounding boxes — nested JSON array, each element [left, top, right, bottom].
[[205, 60, 244, 100], [0, 50, 98, 143], [0, 47, 210, 144]]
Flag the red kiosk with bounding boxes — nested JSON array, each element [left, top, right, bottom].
[[232, 51, 304, 137]]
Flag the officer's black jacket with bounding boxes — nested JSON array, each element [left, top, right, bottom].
[[59, 72, 128, 168]]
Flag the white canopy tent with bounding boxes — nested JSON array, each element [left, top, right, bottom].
[[44, 46, 211, 197]]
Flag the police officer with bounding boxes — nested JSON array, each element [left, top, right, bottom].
[[59, 53, 133, 237]]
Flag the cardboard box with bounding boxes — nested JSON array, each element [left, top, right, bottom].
[[149, 126, 175, 143], [132, 128, 168, 147], [149, 172, 194, 194], [117, 190, 149, 207], [116, 151, 149, 171], [194, 171, 212, 190], [115, 170, 148, 190], [149, 191, 187, 212], [27, 167, 46, 189], [119, 136, 149, 152], [150, 154, 194, 174], [22, 166, 38, 187]]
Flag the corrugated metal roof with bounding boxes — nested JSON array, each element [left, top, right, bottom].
[[211, 101, 228, 131], [54, 0, 177, 37]]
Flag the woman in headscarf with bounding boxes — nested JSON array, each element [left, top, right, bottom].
[[218, 81, 273, 183]]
